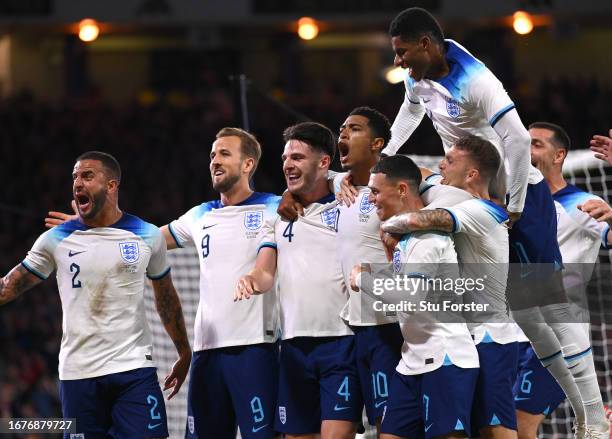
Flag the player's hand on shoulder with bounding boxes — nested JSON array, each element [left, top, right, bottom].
[[163, 349, 191, 400], [45, 200, 78, 228], [578, 199, 612, 224], [336, 173, 358, 206], [278, 190, 303, 221], [234, 274, 257, 301], [590, 129, 612, 166], [506, 210, 522, 228], [381, 212, 414, 234], [379, 230, 400, 262]]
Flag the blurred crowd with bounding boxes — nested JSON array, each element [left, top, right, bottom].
[[1, 75, 612, 419]]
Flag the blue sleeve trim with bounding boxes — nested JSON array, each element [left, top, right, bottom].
[[148, 266, 171, 280], [21, 261, 48, 280], [405, 272, 432, 280], [601, 224, 611, 249], [425, 173, 441, 183], [419, 183, 434, 195], [538, 350, 562, 364], [489, 103, 515, 127], [438, 208, 460, 233], [167, 223, 183, 248], [257, 242, 277, 254]]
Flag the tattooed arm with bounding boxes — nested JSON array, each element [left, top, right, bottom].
[[151, 272, 191, 399], [381, 209, 455, 235], [0, 265, 43, 306]]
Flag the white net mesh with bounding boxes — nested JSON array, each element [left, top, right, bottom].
[[144, 150, 611, 439]]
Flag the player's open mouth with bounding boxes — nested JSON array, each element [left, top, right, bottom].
[[212, 168, 224, 177], [75, 193, 91, 211], [338, 141, 349, 162], [286, 173, 300, 183]]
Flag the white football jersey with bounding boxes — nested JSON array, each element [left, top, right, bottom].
[[421, 181, 515, 344], [259, 194, 353, 339], [554, 184, 611, 264], [394, 231, 479, 375], [336, 186, 397, 326], [404, 40, 513, 155], [22, 214, 169, 380], [169, 192, 280, 351]]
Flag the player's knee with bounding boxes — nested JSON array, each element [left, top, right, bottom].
[[480, 425, 518, 439], [516, 410, 543, 439], [320, 419, 358, 439]]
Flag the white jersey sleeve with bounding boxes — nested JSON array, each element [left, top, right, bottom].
[[146, 226, 171, 279], [168, 204, 206, 248], [22, 231, 57, 280], [445, 198, 509, 236]]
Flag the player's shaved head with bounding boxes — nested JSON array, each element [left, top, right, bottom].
[[453, 135, 500, 183], [389, 7, 444, 45], [76, 151, 121, 182], [283, 122, 336, 160], [371, 155, 422, 194], [348, 106, 392, 148], [216, 127, 262, 179], [529, 122, 571, 151]]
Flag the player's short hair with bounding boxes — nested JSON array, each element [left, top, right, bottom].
[[529, 122, 571, 151], [453, 135, 500, 182], [283, 122, 336, 160], [349, 106, 392, 148], [216, 127, 262, 178], [389, 7, 445, 45], [371, 155, 422, 194], [76, 151, 121, 182]]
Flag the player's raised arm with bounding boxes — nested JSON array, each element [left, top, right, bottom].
[[234, 246, 277, 301], [383, 88, 426, 157], [151, 272, 191, 400], [590, 129, 612, 165], [0, 264, 43, 305]]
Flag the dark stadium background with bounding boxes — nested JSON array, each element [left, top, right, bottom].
[[1, 0, 611, 435]]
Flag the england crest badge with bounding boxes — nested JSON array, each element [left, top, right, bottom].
[[393, 249, 402, 274], [446, 97, 461, 118], [244, 211, 263, 230], [359, 193, 375, 214], [320, 208, 339, 232], [279, 406, 287, 424], [119, 241, 140, 263], [188, 416, 195, 434]]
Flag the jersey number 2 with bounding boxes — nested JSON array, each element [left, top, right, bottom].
[[70, 263, 82, 288]]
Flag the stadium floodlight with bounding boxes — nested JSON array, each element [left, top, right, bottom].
[[513, 11, 534, 35], [78, 18, 100, 42], [384, 66, 405, 85], [297, 17, 319, 40]]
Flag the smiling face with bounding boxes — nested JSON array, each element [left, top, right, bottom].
[[209, 135, 245, 194], [391, 35, 432, 81], [368, 172, 405, 221], [282, 139, 328, 197], [338, 114, 378, 170], [72, 159, 114, 220]]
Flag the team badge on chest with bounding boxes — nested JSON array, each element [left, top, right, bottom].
[[446, 97, 461, 118], [393, 249, 402, 274], [321, 208, 339, 232], [359, 193, 375, 214], [244, 211, 263, 230], [119, 241, 140, 263]]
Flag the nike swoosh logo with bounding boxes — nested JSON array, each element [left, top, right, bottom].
[[568, 364, 579, 370], [202, 224, 217, 230], [423, 99, 431, 103], [334, 404, 350, 411], [425, 423, 434, 432], [68, 250, 86, 257], [375, 400, 387, 408], [148, 422, 162, 429], [514, 396, 531, 401], [252, 424, 268, 433]]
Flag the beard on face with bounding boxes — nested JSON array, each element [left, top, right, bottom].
[[212, 172, 241, 194], [77, 189, 107, 219]]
